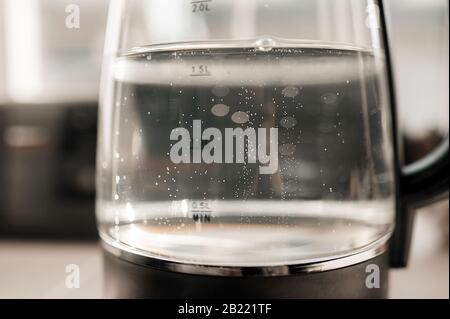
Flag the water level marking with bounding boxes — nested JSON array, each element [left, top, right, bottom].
[[191, 0, 211, 13]]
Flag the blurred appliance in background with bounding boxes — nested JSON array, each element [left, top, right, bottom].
[[0, 2, 4, 105], [0, 0, 109, 238], [388, 0, 449, 166], [387, 0, 449, 256], [0, 0, 6, 232], [388, 0, 449, 145]]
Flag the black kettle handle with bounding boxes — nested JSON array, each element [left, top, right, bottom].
[[401, 138, 449, 206], [379, 1, 449, 267], [392, 137, 449, 268]]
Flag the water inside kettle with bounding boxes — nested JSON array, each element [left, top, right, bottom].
[[97, 39, 395, 266]]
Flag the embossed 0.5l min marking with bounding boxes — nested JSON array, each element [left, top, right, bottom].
[[191, 201, 212, 223]]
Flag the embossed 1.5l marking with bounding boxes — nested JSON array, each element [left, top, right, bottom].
[[191, 0, 211, 13], [190, 65, 211, 77]]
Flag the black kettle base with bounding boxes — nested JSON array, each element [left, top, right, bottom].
[[102, 247, 389, 299]]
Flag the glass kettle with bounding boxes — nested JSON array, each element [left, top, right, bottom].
[[97, 0, 448, 298]]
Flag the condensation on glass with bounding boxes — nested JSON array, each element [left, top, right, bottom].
[[97, 0, 395, 266]]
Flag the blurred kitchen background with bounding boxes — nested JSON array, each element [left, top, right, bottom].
[[0, 0, 448, 298]]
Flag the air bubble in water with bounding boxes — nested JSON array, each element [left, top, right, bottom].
[[211, 86, 230, 97], [282, 86, 299, 98], [231, 111, 250, 124], [280, 116, 297, 129], [321, 93, 339, 105], [211, 104, 230, 117], [279, 144, 296, 156], [255, 37, 275, 52]]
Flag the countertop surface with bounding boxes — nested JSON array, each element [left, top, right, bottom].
[[0, 239, 448, 299], [1, 204, 448, 299]]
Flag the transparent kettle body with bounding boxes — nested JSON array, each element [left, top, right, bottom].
[[97, 0, 395, 266]]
